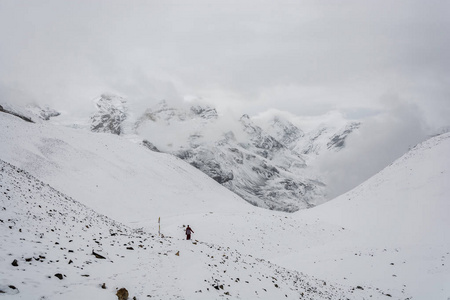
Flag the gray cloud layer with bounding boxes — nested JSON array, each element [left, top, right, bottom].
[[1, 1, 449, 117]]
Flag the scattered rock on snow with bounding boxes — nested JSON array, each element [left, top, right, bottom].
[[116, 287, 129, 300], [92, 250, 106, 259], [0, 285, 19, 295]]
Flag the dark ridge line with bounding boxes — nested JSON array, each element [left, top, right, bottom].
[[0, 105, 34, 123]]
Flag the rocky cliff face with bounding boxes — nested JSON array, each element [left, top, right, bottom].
[[90, 94, 127, 135], [327, 122, 361, 150]]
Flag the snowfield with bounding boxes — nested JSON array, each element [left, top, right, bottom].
[[1, 111, 449, 299], [1, 159, 372, 299]]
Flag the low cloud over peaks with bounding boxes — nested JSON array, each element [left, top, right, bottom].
[[316, 97, 430, 199]]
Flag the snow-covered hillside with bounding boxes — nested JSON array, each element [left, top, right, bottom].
[[9, 96, 361, 212], [0, 111, 249, 226], [159, 132, 450, 299], [1, 159, 375, 299], [1, 111, 380, 299], [284, 132, 450, 299], [2, 106, 449, 299]]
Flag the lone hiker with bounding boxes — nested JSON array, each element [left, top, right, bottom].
[[185, 225, 194, 240]]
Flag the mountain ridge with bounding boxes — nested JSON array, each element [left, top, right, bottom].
[[2, 95, 360, 211]]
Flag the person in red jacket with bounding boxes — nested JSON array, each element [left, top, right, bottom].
[[185, 225, 194, 240]]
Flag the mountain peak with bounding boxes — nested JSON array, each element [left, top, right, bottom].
[[190, 105, 218, 119], [265, 115, 304, 149], [90, 93, 128, 135], [240, 114, 250, 120]]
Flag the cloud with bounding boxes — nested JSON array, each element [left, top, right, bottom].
[[1, 1, 449, 115], [315, 95, 430, 199]]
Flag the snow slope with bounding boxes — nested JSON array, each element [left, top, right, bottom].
[[1, 109, 449, 299], [0, 112, 249, 227], [282, 132, 450, 299], [0, 112, 379, 299], [1, 159, 372, 299]]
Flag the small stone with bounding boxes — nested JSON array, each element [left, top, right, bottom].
[[92, 250, 106, 259], [55, 273, 64, 280], [101, 283, 106, 289], [175, 251, 180, 256], [116, 288, 129, 300], [11, 259, 18, 267]]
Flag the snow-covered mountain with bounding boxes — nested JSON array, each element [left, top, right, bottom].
[[291, 121, 361, 160], [133, 101, 330, 211], [135, 101, 362, 211], [90, 94, 127, 135], [3, 95, 361, 212], [259, 115, 305, 149], [256, 113, 361, 160], [1, 101, 449, 299]]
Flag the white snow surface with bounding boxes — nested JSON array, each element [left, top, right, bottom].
[[0, 112, 249, 226], [1, 111, 449, 299]]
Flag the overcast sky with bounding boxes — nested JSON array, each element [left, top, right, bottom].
[[1, 0, 449, 120], [1, 0, 449, 196]]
